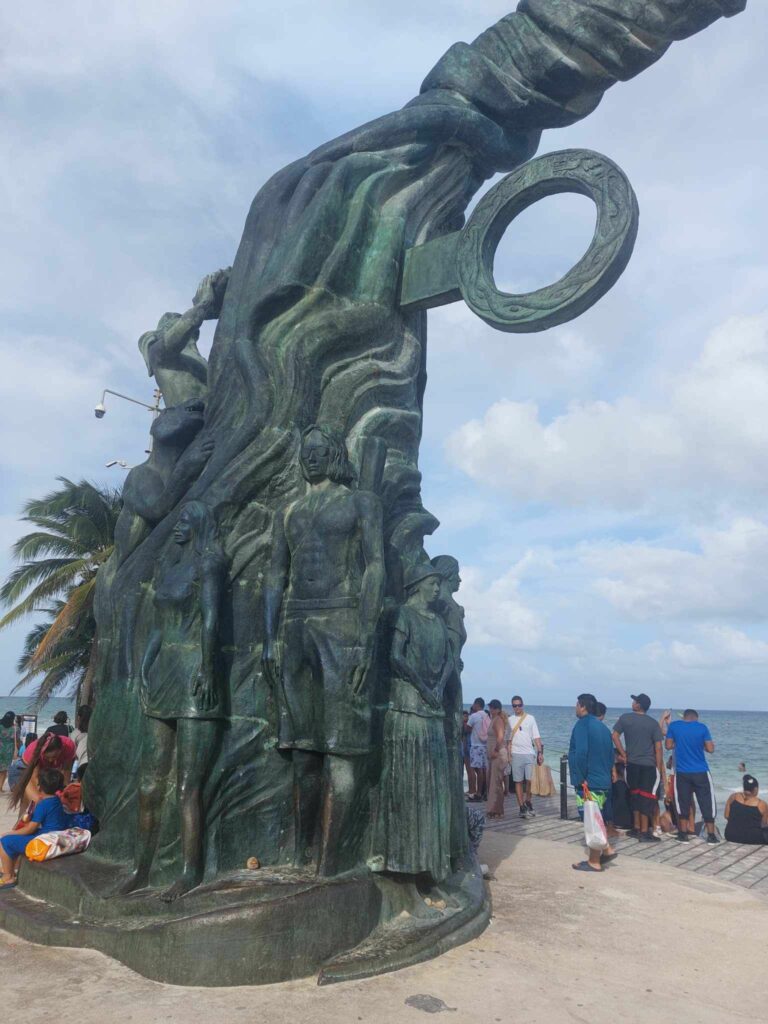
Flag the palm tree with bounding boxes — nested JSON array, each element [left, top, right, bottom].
[[0, 477, 122, 707]]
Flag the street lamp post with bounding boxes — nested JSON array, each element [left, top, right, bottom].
[[94, 387, 162, 453]]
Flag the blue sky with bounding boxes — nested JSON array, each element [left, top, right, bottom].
[[1, 1, 767, 708]]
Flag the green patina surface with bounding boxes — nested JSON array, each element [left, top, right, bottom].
[[0, 0, 747, 986]]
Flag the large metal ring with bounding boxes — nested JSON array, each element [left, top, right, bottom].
[[456, 149, 639, 333]]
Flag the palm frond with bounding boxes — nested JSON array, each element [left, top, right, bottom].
[[27, 577, 95, 668], [0, 557, 90, 608]]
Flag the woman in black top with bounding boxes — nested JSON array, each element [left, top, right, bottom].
[[724, 775, 768, 845]]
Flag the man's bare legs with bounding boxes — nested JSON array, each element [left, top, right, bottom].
[[293, 750, 323, 867], [318, 755, 364, 877], [292, 751, 363, 875]]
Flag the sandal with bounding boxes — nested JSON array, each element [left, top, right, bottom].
[[572, 861, 602, 872], [600, 852, 618, 863]]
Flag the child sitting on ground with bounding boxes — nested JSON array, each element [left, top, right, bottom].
[[0, 767, 68, 886]]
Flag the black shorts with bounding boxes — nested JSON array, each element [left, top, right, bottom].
[[674, 771, 716, 823], [626, 763, 660, 819]]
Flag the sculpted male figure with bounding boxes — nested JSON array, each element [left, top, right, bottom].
[[262, 425, 385, 874]]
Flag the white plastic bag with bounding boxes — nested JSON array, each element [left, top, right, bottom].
[[583, 797, 608, 851], [25, 827, 91, 862]]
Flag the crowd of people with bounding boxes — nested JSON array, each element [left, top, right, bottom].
[[457, 691, 768, 872], [567, 692, 768, 872], [0, 706, 92, 887], [463, 695, 547, 820]]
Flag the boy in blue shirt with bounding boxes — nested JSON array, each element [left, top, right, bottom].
[[0, 767, 68, 886], [666, 709, 718, 844]]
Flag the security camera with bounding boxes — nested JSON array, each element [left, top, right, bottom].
[[94, 403, 106, 418]]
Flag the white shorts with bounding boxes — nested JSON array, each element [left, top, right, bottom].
[[469, 744, 488, 770], [511, 754, 535, 783]]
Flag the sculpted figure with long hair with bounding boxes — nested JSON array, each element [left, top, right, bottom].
[[118, 501, 227, 901], [262, 425, 385, 875]]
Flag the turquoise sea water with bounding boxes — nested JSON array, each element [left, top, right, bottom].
[[3, 696, 763, 813]]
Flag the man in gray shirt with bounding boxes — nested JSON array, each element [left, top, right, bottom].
[[612, 694, 664, 843]]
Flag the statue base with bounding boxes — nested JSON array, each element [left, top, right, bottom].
[[0, 853, 489, 986]]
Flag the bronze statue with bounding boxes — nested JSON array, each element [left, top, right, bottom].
[[431, 554, 469, 863], [138, 267, 230, 407], [262, 425, 385, 874], [112, 402, 213, 566], [7, 0, 749, 988], [372, 563, 453, 882], [119, 501, 226, 900]]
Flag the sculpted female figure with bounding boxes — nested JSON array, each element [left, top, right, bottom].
[[431, 554, 469, 861], [372, 563, 454, 884], [119, 501, 227, 901]]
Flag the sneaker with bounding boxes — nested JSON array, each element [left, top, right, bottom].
[[706, 833, 720, 845], [626, 828, 640, 839], [525, 801, 536, 817], [518, 807, 529, 819], [638, 832, 662, 843], [653, 826, 664, 838], [675, 831, 690, 843]]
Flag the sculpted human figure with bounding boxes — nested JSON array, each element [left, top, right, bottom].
[[138, 267, 230, 407], [372, 563, 453, 883], [431, 554, 468, 861], [262, 425, 385, 874], [112, 401, 214, 565], [118, 501, 226, 901]]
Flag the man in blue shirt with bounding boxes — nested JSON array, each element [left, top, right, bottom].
[[569, 693, 616, 872], [666, 709, 718, 845]]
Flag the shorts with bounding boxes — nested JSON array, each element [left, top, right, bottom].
[[469, 745, 488, 770], [0, 833, 32, 858], [626, 763, 660, 819], [575, 788, 608, 821], [674, 771, 716, 823], [278, 607, 371, 755], [511, 754, 535, 783]]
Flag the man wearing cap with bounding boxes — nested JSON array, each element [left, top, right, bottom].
[[612, 694, 664, 843]]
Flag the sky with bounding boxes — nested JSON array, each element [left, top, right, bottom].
[[1, 1, 766, 709]]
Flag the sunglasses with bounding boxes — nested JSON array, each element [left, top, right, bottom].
[[512, 703, 523, 708]]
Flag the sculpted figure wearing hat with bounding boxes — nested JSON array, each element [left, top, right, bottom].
[[370, 560, 454, 883]]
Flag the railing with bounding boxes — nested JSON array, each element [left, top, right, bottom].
[[560, 753, 569, 820]]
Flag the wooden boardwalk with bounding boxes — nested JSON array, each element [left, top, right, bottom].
[[482, 793, 768, 893]]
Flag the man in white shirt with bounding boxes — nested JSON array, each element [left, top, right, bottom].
[[466, 697, 490, 803], [510, 695, 543, 818]]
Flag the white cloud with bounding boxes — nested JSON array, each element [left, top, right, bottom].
[[446, 312, 768, 510], [585, 518, 768, 621], [458, 564, 545, 651]]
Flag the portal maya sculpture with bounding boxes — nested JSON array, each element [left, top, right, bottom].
[[0, 0, 747, 987]]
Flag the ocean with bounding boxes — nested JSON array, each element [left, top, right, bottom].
[[0, 695, 77, 736], [2, 696, 763, 816]]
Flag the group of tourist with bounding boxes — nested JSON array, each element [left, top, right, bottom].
[[0, 706, 92, 886], [568, 692, 768, 873], [463, 695, 544, 820], [0, 707, 90, 792]]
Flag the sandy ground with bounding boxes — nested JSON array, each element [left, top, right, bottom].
[[0, 794, 765, 1024]]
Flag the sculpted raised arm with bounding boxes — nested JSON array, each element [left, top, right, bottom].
[[420, 1, 746, 143]]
